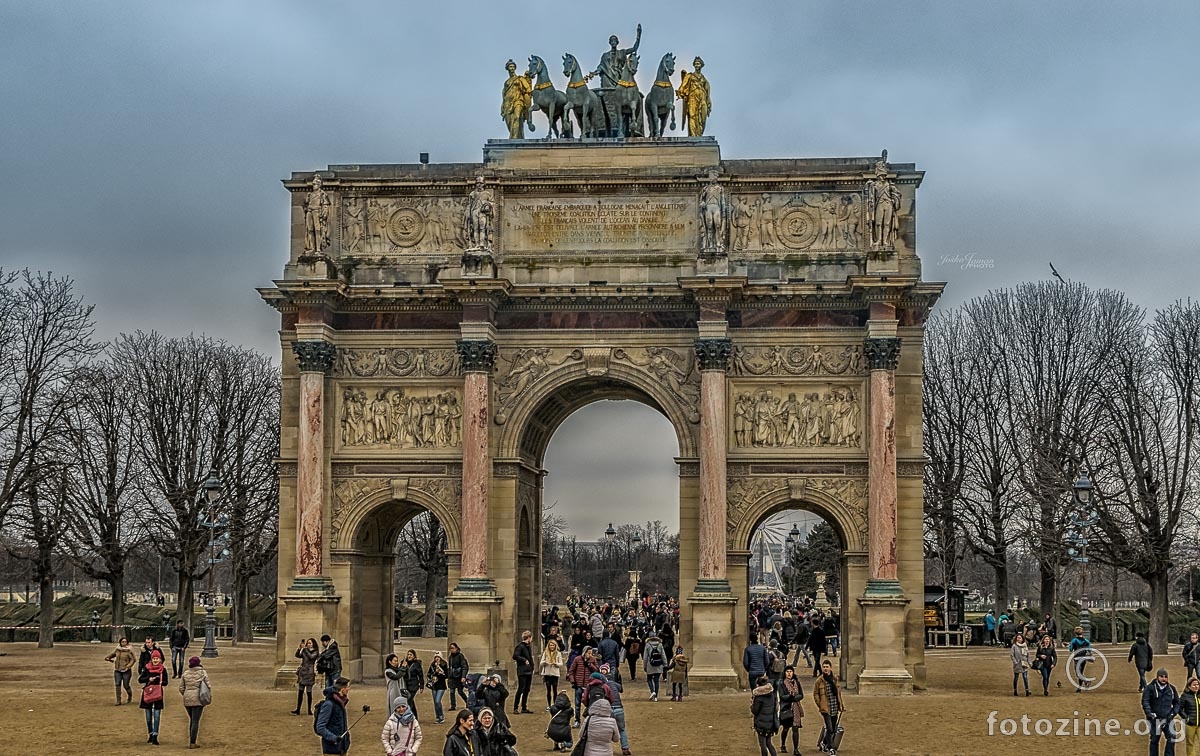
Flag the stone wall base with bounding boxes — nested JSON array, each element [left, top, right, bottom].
[[687, 591, 741, 690], [857, 590, 913, 696], [275, 589, 341, 688]]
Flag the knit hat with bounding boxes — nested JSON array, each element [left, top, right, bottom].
[[392, 696, 409, 710], [589, 672, 606, 681], [1158, 668, 1169, 677], [188, 656, 201, 668], [599, 664, 611, 674]]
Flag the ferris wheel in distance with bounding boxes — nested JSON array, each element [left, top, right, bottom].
[[750, 510, 825, 593]]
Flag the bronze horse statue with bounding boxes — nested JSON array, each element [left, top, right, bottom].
[[607, 52, 644, 138], [562, 53, 602, 139], [526, 55, 571, 139], [645, 52, 676, 138]]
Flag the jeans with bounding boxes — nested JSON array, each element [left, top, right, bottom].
[[171, 647, 185, 677], [144, 707, 161, 735], [612, 705, 629, 749], [1149, 717, 1177, 756], [573, 686, 584, 723], [627, 658, 638, 681], [1013, 670, 1029, 693], [432, 688, 445, 721], [113, 670, 132, 702], [646, 673, 661, 697], [1040, 665, 1052, 693], [186, 704, 204, 744], [1075, 659, 1090, 690], [820, 713, 838, 751], [1138, 668, 1148, 691]]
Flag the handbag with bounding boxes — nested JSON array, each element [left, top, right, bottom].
[[569, 720, 589, 756], [143, 683, 163, 704], [198, 679, 213, 706]]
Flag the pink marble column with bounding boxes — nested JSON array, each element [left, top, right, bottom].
[[864, 337, 901, 582], [695, 338, 732, 588], [456, 340, 498, 586], [292, 340, 337, 578]]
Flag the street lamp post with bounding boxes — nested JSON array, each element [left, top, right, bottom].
[[604, 523, 616, 597], [200, 470, 223, 658], [1068, 468, 1096, 640], [630, 533, 643, 602]]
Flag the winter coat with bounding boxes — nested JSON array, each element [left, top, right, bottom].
[[476, 682, 510, 726], [538, 651, 563, 679], [402, 659, 425, 696], [512, 642, 535, 676], [476, 720, 517, 756], [1034, 645, 1057, 671], [1142, 681, 1180, 720], [138, 664, 169, 710], [169, 626, 190, 649], [428, 659, 449, 691], [568, 655, 598, 688], [624, 637, 641, 662], [1009, 641, 1032, 674], [106, 645, 136, 673], [777, 675, 805, 727], [315, 686, 351, 754], [386, 666, 407, 711], [812, 674, 843, 716], [179, 666, 210, 707], [318, 641, 343, 678], [742, 642, 770, 680], [381, 711, 423, 756], [546, 693, 573, 742], [580, 700, 621, 756], [137, 643, 163, 675], [1184, 641, 1200, 669], [596, 637, 621, 669], [296, 647, 319, 688], [1179, 689, 1200, 727], [1128, 638, 1154, 671], [807, 626, 827, 654], [447, 651, 469, 683], [442, 728, 481, 756], [642, 640, 668, 675], [750, 682, 779, 735], [668, 653, 689, 684]]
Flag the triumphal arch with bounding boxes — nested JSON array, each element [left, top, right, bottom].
[[264, 57, 941, 693]]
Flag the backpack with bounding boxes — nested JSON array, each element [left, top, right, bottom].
[[312, 699, 328, 736], [771, 651, 786, 674], [648, 646, 665, 667]]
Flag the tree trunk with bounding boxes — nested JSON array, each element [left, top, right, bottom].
[[422, 563, 440, 638], [233, 573, 253, 644], [1147, 570, 1170, 658], [177, 571, 194, 631], [109, 573, 126, 643], [993, 561, 1009, 617], [37, 570, 54, 649], [1039, 564, 1056, 620]]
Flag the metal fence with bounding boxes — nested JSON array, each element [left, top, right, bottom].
[[393, 624, 447, 640]]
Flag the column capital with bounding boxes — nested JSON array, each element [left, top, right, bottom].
[[694, 338, 733, 372], [863, 336, 902, 371], [293, 340, 337, 374], [456, 339, 498, 373]]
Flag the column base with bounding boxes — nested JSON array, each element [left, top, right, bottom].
[[447, 584, 503, 676], [857, 589, 913, 696], [693, 578, 732, 595], [288, 576, 336, 594], [452, 577, 498, 595], [864, 577, 904, 597], [687, 591, 740, 691], [275, 588, 341, 688]]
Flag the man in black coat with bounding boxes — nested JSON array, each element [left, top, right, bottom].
[[1183, 633, 1200, 680], [807, 620, 827, 677], [1128, 633, 1155, 692], [512, 631, 534, 714], [168, 620, 190, 678], [1141, 668, 1179, 756], [318, 635, 343, 690]]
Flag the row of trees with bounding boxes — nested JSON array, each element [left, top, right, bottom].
[[0, 270, 280, 644], [542, 512, 680, 600], [924, 280, 1200, 653]]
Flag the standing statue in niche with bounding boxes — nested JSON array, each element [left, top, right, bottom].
[[462, 176, 495, 250], [677, 56, 711, 136], [593, 24, 642, 89], [501, 59, 534, 139], [698, 171, 729, 255], [867, 150, 902, 248], [303, 175, 332, 255]]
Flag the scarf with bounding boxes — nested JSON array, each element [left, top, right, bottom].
[[783, 676, 803, 720], [145, 660, 164, 676]]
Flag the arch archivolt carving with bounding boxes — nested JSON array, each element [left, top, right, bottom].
[[330, 476, 462, 552], [727, 475, 868, 553], [493, 344, 700, 460]]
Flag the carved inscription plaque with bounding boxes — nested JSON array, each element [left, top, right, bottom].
[[504, 197, 696, 253]]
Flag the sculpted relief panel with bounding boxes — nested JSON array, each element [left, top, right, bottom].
[[338, 386, 462, 451], [334, 348, 460, 379], [341, 196, 468, 256], [730, 345, 864, 377], [731, 381, 864, 450], [731, 192, 863, 253]]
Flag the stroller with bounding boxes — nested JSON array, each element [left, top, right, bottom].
[[464, 673, 484, 713]]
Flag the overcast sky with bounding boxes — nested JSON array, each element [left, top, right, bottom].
[[3, 1, 1197, 538]]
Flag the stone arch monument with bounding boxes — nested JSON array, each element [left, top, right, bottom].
[[263, 138, 942, 694]]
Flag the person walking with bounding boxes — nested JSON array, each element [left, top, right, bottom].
[[812, 659, 844, 756], [318, 635, 343, 690], [105, 637, 136, 705], [539, 639, 564, 710], [428, 651, 449, 724], [512, 630, 535, 715], [402, 649, 426, 722], [138, 648, 169, 746], [1141, 668, 1180, 756], [750, 675, 779, 756], [984, 610, 997, 646], [138, 634, 164, 676], [168, 620, 190, 679], [1010, 634, 1032, 697], [381, 696, 423, 756], [598, 664, 631, 756], [569, 647, 599, 727], [580, 699, 621, 756], [668, 645, 689, 702], [315, 677, 352, 756], [792, 617, 811, 668], [443, 709, 480, 756], [642, 634, 668, 702], [1129, 632, 1156, 692], [623, 634, 641, 682], [446, 642, 470, 712], [1178, 676, 1200, 756], [179, 656, 211, 749], [1184, 633, 1200, 681], [807, 621, 827, 678], [742, 633, 771, 688], [776, 665, 804, 754], [475, 707, 517, 756], [294, 637, 320, 715], [1033, 634, 1057, 696], [1069, 626, 1094, 692]]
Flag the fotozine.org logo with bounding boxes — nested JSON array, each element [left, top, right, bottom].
[[1063, 647, 1109, 691]]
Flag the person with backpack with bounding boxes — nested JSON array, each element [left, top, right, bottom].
[[315, 676, 352, 755], [318, 635, 343, 690], [104, 636, 136, 705], [1141, 668, 1180, 756], [446, 642, 470, 711], [642, 634, 668, 702], [545, 690, 574, 752], [750, 675, 779, 756], [381, 696, 422, 756], [179, 656, 212, 749], [1069, 626, 1094, 692], [1129, 632, 1156, 692]]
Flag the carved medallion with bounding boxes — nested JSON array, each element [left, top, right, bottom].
[[777, 206, 820, 250], [386, 207, 426, 248]]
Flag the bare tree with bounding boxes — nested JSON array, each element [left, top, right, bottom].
[[397, 512, 448, 637], [8, 466, 71, 647]]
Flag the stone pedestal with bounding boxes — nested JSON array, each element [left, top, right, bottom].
[[687, 592, 740, 690], [275, 591, 341, 687], [446, 589, 504, 675], [856, 583, 913, 695]]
